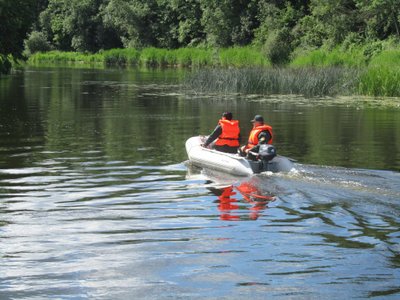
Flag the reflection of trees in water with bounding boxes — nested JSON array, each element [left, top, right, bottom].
[[2, 68, 398, 171]]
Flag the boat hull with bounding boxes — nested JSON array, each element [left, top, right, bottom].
[[185, 136, 294, 176]]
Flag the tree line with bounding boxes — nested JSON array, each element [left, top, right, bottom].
[[1, 0, 400, 73]]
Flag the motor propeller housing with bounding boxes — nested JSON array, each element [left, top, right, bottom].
[[258, 144, 277, 161]]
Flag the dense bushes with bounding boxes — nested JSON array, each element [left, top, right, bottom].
[[0, 55, 12, 75], [24, 31, 52, 55], [4, 0, 400, 76], [0, 0, 43, 74], [262, 29, 293, 66], [22, 1, 400, 56]]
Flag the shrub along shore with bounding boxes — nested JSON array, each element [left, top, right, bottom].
[[27, 46, 400, 97]]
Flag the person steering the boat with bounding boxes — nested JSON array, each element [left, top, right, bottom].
[[202, 112, 240, 154], [240, 115, 273, 158]]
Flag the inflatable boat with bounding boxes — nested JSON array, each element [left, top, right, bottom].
[[185, 136, 294, 176]]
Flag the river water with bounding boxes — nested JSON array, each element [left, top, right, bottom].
[[0, 67, 399, 299]]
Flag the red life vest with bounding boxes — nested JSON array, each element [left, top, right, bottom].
[[215, 119, 240, 147], [245, 124, 273, 150]]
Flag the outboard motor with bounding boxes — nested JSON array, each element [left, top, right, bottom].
[[248, 144, 293, 173], [258, 144, 277, 161], [247, 144, 277, 173]]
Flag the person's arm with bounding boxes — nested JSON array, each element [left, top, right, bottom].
[[248, 144, 260, 153], [204, 125, 222, 147], [258, 131, 271, 144]]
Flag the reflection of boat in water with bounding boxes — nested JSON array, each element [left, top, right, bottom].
[[208, 182, 276, 221], [185, 136, 294, 176], [186, 165, 277, 221]]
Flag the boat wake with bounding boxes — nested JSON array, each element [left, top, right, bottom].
[[187, 161, 400, 218]]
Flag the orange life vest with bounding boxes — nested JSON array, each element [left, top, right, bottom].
[[245, 124, 273, 149], [215, 119, 240, 147]]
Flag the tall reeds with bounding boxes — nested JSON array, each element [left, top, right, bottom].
[[27, 46, 400, 97], [102, 48, 140, 65], [218, 47, 269, 67], [185, 67, 359, 97], [357, 49, 400, 96], [358, 67, 400, 96], [291, 47, 366, 68], [28, 51, 104, 64], [28, 47, 263, 68]]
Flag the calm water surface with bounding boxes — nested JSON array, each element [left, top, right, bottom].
[[0, 67, 399, 299]]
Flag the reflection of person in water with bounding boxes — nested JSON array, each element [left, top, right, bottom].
[[208, 182, 275, 221], [236, 182, 275, 220], [212, 186, 240, 221]]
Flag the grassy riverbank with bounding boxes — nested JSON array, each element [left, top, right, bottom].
[[27, 46, 400, 97], [287, 46, 400, 96], [28, 47, 269, 68]]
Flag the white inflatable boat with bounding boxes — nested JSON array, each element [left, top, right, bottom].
[[185, 136, 294, 176]]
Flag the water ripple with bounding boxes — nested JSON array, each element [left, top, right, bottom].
[[1, 153, 399, 299]]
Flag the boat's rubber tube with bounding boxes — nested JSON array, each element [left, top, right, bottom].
[[185, 136, 253, 176], [185, 136, 294, 176]]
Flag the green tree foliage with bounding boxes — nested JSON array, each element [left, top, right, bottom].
[[102, 0, 156, 48], [263, 28, 293, 65], [0, 0, 39, 56], [356, 0, 400, 39], [0, 0, 42, 73], [254, 1, 308, 64], [201, 0, 259, 47], [172, 0, 205, 46], [3, 0, 400, 69], [296, 0, 360, 49], [24, 31, 52, 55], [40, 0, 121, 52]]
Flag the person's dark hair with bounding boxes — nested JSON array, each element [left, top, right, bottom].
[[222, 112, 233, 120]]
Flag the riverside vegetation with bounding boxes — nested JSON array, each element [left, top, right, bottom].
[[2, 0, 400, 97], [28, 45, 400, 97]]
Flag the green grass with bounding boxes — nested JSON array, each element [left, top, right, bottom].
[[173, 48, 213, 67], [139, 47, 168, 66], [29, 50, 103, 64], [356, 49, 400, 96], [368, 49, 400, 68], [26, 45, 400, 97], [359, 67, 400, 96], [218, 47, 269, 67], [291, 47, 366, 68], [28, 47, 261, 68], [102, 48, 140, 65]]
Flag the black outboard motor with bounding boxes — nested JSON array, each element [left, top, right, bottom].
[[258, 144, 277, 161], [248, 144, 293, 173], [247, 144, 278, 173]]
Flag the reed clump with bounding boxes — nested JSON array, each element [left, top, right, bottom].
[[28, 47, 261, 68], [359, 67, 400, 96], [218, 47, 269, 67], [28, 47, 215, 67], [291, 47, 366, 68], [185, 67, 359, 97], [356, 49, 400, 96], [29, 51, 103, 64], [102, 48, 140, 65]]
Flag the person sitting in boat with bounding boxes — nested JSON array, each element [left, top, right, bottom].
[[240, 115, 273, 158], [202, 112, 240, 154]]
